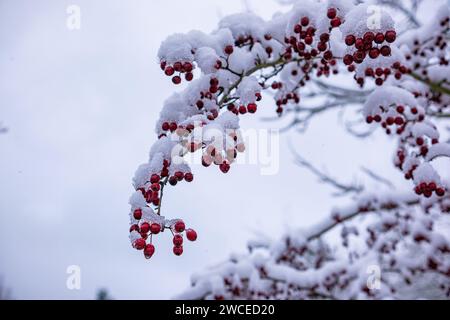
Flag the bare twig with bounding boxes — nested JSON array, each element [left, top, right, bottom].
[[360, 167, 395, 189], [289, 143, 364, 196]]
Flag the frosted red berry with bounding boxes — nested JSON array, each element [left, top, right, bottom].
[[133, 208, 142, 220]]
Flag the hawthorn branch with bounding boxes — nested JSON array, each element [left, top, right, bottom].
[[409, 72, 450, 96]]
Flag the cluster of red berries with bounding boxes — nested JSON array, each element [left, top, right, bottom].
[[405, 16, 449, 76], [325, 7, 342, 29], [200, 131, 245, 174], [272, 12, 344, 114], [414, 181, 446, 198], [414, 136, 439, 157], [160, 60, 194, 84], [359, 61, 409, 87], [169, 170, 194, 186], [161, 120, 179, 133], [136, 165, 194, 207], [131, 214, 198, 258], [202, 147, 233, 173], [227, 101, 259, 115], [343, 30, 400, 86], [366, 104, 424, 135], [192, 78, 223, 120], [344, 30, 396, 62], [272, 81, 301, 114], [234, 33, 275, 56], [285, 16, 333, 60]]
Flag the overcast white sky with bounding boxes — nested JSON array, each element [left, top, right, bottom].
[[0, 0, 435, 299]]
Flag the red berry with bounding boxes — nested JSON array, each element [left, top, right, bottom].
[[209, 85, 218, 94], [355, 38, 364, 50], [420, 146, 428, 156], [186, 229, 197, 241], [144, 244, 155, 258], [164, 66, 174, 76], [169, 122, 177, 132], [134, 238, 146, 250], [436, 188, 445, 197], [133, 209, 142, 220], [380, 45, 391, 56], [369, 48, 379, 59], [323, 50, 333, 60], [169, 176, 178, 186], [174, 221, 185, 233], [173, 246, 183, 256], [343, 54, 353, 65], [150, 174, 160, 184], [330, 17, 341, 27], [185, 72, 193, 81], [365, 68, 374, 77], [396, 105, 405, 113], [327, 8, 337, 19], [238, 105, 247, 114], [173, 62, 182, 72], [183, 62, 193, 72], [363, 32, 374, 43], [161, 122, 170, 131], [140, 222, 150, 233], [184, 172, 193, 182], [394, 117, 404, 125], [317, 42, 327, 51], [385, 30, 396, 43], [160, 61, 167, 70], [416, 137, 424, 145], [173, 234, 183, 246], [196, 100, 204, 109], [172, 76, 181, 84], [210, 78, 219, 86], [175, 171, 184, 181], [247, 103, 257, 113], [428, 182, 437, 191], [300, 16, 309, 27], [224, 45, 234, 55], [129, 224, 139, 233], [304, 36, 313, 45], [150, 223, 161, 234], [219, 161, 230, 173], [345, 35, 355, 46], [374, 32, 385, 44], [151, 183, 160, 192]]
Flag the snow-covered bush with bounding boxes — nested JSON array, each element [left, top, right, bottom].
[[128, 0, 450, 299]]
